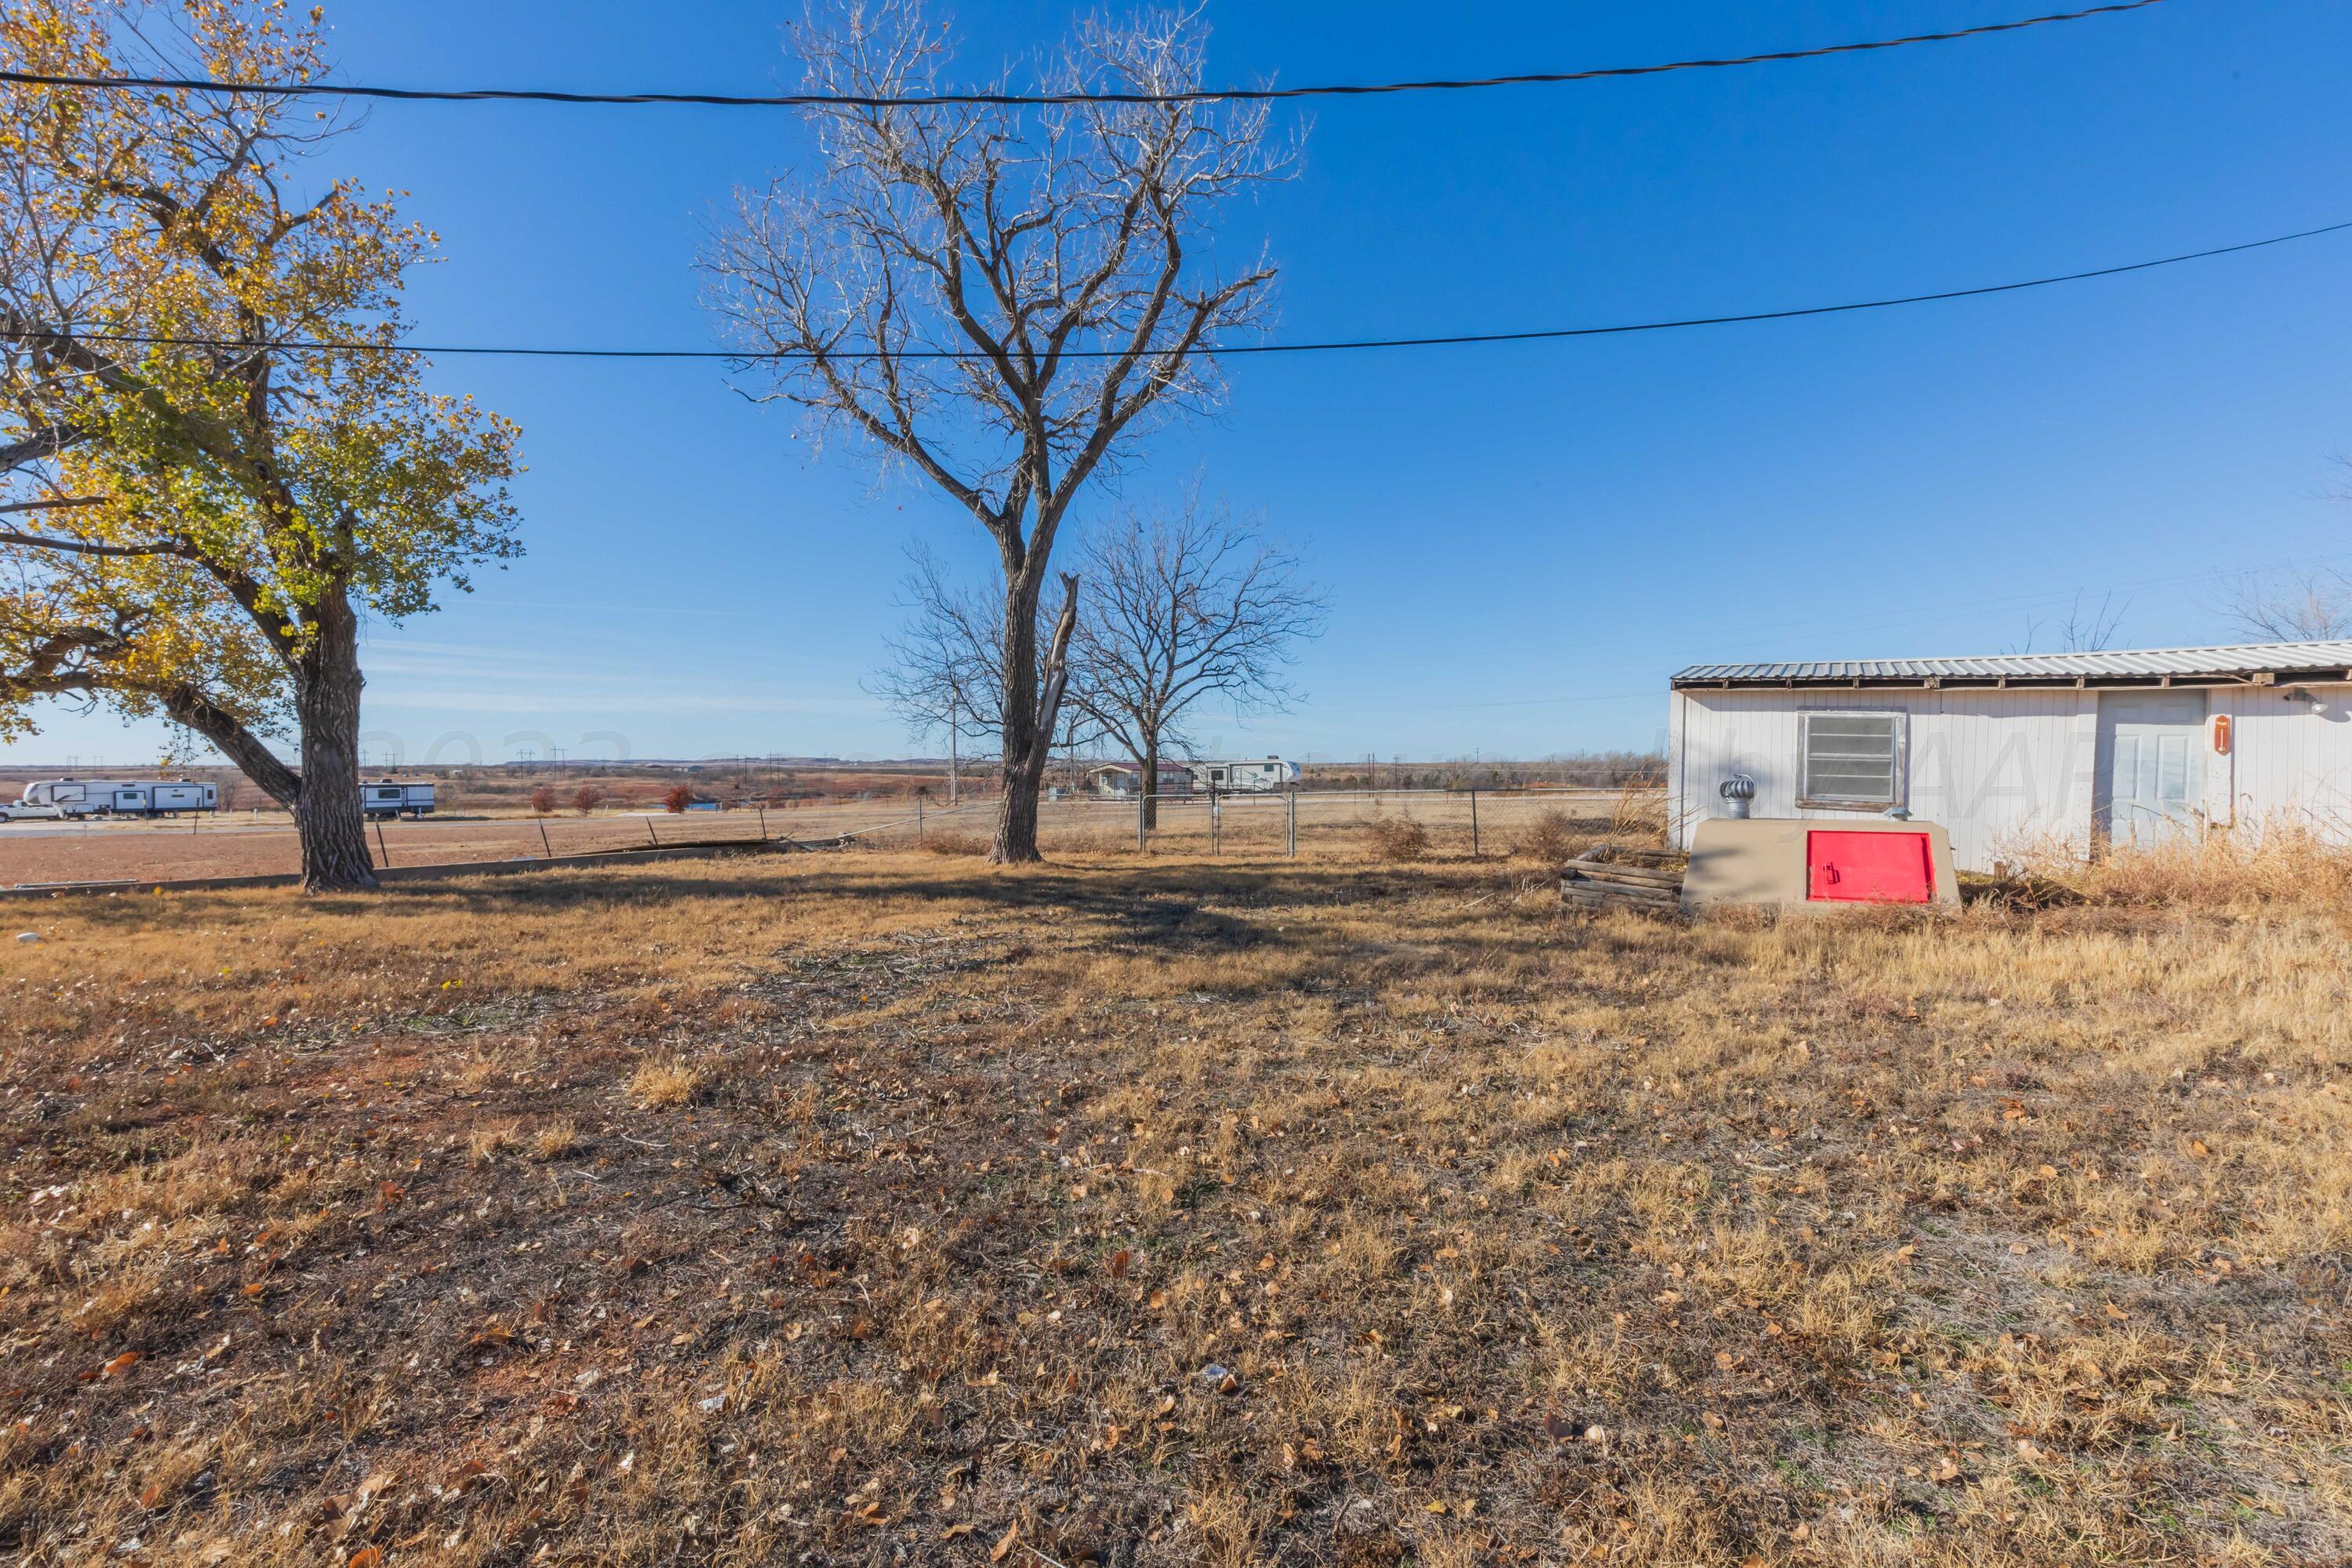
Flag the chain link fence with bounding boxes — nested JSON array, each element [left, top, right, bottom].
[[2, 787, 1666, 887]]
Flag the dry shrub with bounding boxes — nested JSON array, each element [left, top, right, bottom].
[[529, 786, 556, 816], [663, 783, 695, 815], [1512, 807, 1581, 865], [629, 1057, 703, 1108], [1608, 779, 1668, 846], [2001, 819, 2352, 909], [1363, 815, 1430, 862]]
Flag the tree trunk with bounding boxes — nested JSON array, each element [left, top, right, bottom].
[[290, 593, 378, 891], [1140, 734, 1160, 831], [990, 571, 1079, 865], [992, 572, 1043, 863]]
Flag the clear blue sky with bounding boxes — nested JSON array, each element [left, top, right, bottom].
[[12, 0, 2352, 768]]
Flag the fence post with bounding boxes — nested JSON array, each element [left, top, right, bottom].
[[375, 821, 390, 867], [916, 796, 925, 844], [1470, 788, 1479, 858], [645, 816, 658, 848], [1287, 789, 1298, 858], [538, 818, 552, 857], [757, 803, 768, 841], [1137, 792, 1147, 852]]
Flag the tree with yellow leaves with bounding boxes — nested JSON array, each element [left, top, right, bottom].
[[0, 0, 521, 889]]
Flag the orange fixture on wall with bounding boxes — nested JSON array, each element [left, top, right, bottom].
[[2212, 713, 2232, 755]]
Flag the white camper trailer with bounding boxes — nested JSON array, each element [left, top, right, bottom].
[[8, 779, 216, 819], [362, 780, 437, 820], [1187, 757, 1301, 793]]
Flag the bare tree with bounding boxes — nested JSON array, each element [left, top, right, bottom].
[[2217, 567, 2352, 643], [2006, 589, 2129, 655], [699, 2, 1294, 862], [1067, 496, 1323, 826], [866, 543, 1071, 761]]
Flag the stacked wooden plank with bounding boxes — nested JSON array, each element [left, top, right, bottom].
[[1561, 844, 1686, 915]]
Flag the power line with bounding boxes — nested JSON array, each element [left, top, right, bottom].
[[42, 216, 2352, 364], [0, 1, 2169, 110]]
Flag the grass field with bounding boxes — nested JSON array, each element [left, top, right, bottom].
[[1, 846, 2345, 1566]]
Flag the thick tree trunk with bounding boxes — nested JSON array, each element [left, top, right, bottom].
[[1139, 735, 1160, 831], [992, 572, 1047, 864], [990, 571, 1079, 865], [290, 594, 378, 892]]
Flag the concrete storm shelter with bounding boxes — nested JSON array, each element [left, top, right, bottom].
[[1667, 641, 2352, 873]]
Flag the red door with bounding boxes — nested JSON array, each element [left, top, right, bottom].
[[1806, 831, 1933, 903]]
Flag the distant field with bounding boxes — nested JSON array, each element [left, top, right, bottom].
[[0, 789, 1644, 887]]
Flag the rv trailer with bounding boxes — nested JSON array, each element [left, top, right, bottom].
[[1186, 757, 1301, 793], [6, 779, 218, 818], [362, 781, 437, 820]]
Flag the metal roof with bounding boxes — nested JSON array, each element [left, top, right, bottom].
[[1673, 639, 2352, 688]]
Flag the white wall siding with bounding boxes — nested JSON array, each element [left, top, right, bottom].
[[1673, 681, 2352, 870], [1671, 688, 2096, 871], [2210, 684, 2352, 834]]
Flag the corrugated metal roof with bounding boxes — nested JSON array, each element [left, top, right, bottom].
[[1674, 639, 2352, 686]]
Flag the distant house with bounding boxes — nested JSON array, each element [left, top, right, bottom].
[[1085, 762, 1195, 799], [1667, 640, 2352, 873]]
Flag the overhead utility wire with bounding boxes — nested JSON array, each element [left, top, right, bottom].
[[0, 0, 2167, 108], [49, 217, 2352, 364]]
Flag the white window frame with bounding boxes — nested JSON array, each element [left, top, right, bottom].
[[1798, 709, 1908, 811]]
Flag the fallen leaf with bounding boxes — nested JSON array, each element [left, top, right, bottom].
[[100, 1352, 139, 1379], [1109, 1248, 1131, 1279], [990, 1522, 1020, 1563], [349, 1550, 383, 1568]]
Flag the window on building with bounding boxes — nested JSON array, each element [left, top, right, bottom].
[[1800, 712, 1904, 808]]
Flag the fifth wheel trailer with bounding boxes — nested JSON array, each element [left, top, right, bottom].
[[8, 779, 217, 818]]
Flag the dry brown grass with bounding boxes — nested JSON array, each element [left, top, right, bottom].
[[1997, 820, 2352, 910], [626, 1054, 703, 1107], [0, 851, 2344, 1566]]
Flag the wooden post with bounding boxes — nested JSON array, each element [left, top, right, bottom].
[[757, 803, 768, 840], [1287, 789, 1298, 858], [1470, 789, 1479, 858], [538, 818, 552, 857], [374, 821, 390, 866], [645, 816, 658, 848], [916, 795, 925, 843], [1137, 791, 1147, 852]]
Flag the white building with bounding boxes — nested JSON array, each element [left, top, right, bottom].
[[1667, 640, 2352, 873]]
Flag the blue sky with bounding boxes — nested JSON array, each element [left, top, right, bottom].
[[12, 0, 2352, 768]]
